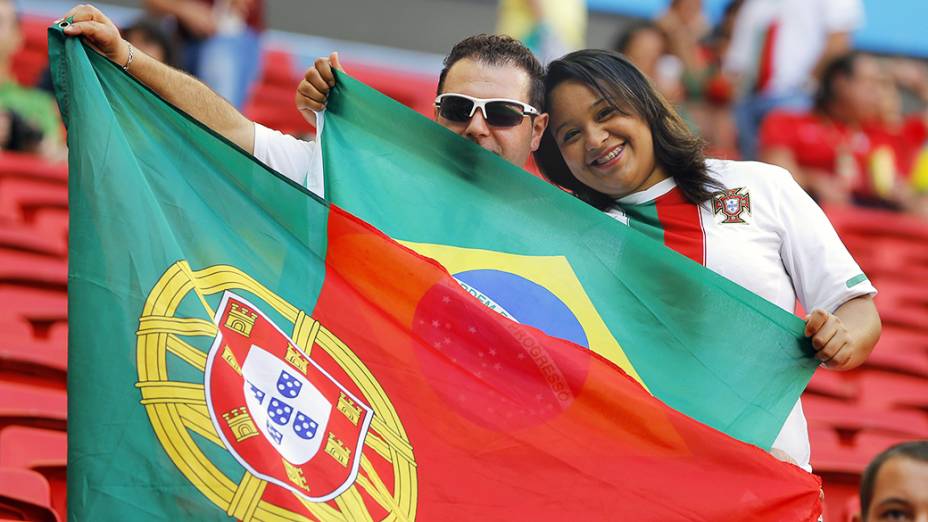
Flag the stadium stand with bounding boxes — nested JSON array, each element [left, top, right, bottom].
[[1, 12, 926, 522]]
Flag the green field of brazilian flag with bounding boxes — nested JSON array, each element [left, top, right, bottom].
[[53, 20, 822, 521]]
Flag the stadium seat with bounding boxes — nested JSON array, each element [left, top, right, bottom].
[[0, 426, 66, 471], [0, 222, 66, 258], [0, 178, 68, 223], [804, 370, 857, 401], [342, 61, 437, 116], [0, 467, 58, 522], [0, 318, 67, 387], [0, 382, 66, 432], [257, 48, 298, 89], [0, 250, 67, 287], [854, 370, 928, 411], [0, 154, 67, 184], [0, 427, 66, 520], [0, 287, 67, 323], [802, 395, 928, 437], [809, 426, 869, 474], [871, 279, 928, 331], [864, 341, 928, 378]]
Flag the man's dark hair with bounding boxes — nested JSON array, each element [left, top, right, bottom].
[[534, 49, 721, 210], [437, 34, 545, 110], [859, 440, 928, 519], [815, 51, 862, 113]]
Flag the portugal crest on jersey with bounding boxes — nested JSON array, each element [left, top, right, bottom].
[[135, 261, 417, 520], [713, 187, 751, 224]]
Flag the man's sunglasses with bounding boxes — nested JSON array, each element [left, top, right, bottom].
[[434, 93, 540, 128]]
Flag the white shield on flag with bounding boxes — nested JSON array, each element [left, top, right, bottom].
[[242, 346, 332, 464]]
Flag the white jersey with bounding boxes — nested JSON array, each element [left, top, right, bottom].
[[605, 159, 877, 471]]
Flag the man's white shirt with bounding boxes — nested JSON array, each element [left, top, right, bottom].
[[253, 122, 325, 197]]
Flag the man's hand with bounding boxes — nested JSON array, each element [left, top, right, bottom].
[[805, 308, 854, 370], [295, 52, 344, 123], [60, 4, 128, 65]]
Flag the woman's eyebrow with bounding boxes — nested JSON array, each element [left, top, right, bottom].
[[554, 98, 609, 136]]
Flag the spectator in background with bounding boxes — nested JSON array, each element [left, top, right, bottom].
[[854, 440, 928, 522], [655, 0, 710, 93], [497, 0, 586, 65], [724, 0, 864, 160], [0, 0, 65, 160], [613, 22, 684, 104], [759, 52, 881, 206], [864, 60, 928, 217], [0, 109, 44, 154], [122, 18, 176, 67], [145, 0, 263, 109]]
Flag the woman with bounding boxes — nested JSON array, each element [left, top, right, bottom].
[[535, 49, 881, 472]]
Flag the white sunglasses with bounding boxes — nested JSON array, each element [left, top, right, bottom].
[[434, 93, 540, 127]]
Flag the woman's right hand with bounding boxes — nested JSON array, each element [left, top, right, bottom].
[[59, 4, 129, 66]]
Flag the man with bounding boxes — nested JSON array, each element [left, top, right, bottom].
[[59, 5, 548, 194], [854, 440, 928, 522]]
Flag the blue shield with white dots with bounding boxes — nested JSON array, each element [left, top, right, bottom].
[[277, 370, 303, 398], [241, 346, 334, 464], [267, 397, 294, 426], [293, 412, 320, 440]]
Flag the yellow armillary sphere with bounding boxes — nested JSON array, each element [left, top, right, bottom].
[[135, 261, 417, 521]]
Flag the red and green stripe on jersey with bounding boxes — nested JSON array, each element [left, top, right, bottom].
[[620, 185, 706, 266]]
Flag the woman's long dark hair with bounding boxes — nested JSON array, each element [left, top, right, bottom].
[[535, 49, 722, 210]]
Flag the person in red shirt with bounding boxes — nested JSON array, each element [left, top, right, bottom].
[[862, 62, 928, 216], [759, 52, 882, 206]]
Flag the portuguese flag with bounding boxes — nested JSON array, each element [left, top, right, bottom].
[[52, 24, 822, 521]]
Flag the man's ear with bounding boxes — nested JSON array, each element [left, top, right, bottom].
[[530, 113, 549, 152]]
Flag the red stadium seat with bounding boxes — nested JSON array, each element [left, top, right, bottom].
[[0, 287, 67, 323], [0, 382, 66, 432], [864, 342, 928, 378], [0, 222, 66, 258], [0, 154, 67, 184], [0, 426, 66, 471], [805, 370, 858, 401], [854, 370, 928, 412], [0, 427, 66, 520], [342, 61, 437, 116], [0, 467, 58, 522], [871, 279, 928, 332], [802, 395, 928, 437], [809, 426, 869, 474], [0, 250, 67, 287], [0, 178, 68, 223], [258, 48, 298, 89], [0, 318, 67, 388]]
